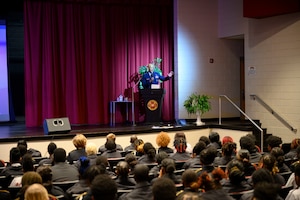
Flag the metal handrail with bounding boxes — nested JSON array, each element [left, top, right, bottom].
[[219, 95, 264, 151], [250, 94, 297, 133]]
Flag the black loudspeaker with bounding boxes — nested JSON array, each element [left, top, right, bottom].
[[43, 117, 71, 135]]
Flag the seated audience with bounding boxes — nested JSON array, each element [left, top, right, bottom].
[[67, 134, 87, 164], [149, 151, 169, 178], [221, 159, 252, 193], [199, 135, 210, 146], [156, 131, 173, 154], [10, 153, 34, 187], [124, 135, 138, 152], [266, 135, 282, 152], [173, 132, 192, 153], [134, 139, 145, 157], [119, 164, 153, 200], [15, 171, 43, 200], [196, 146, 218, 176], [213, 142, 236, 166], [176, 169, 201, 198], [207, 132, 222, 149], [98, 133, 123, 154], [285, 163, 300, 200], [138, 142, 156, 164], [285, 138, 300, 160], [124, 153, 138, 176], [170, 138, 191, 161], [251, 182, 281, 200], [88, 174, 118, 200], [236, 149, 256, 177], [114, 161, 136, 190], [182, 141, 206, 169], [51, 148, 79, 182], [152, 177, 177, 200], [74, 142, 98, 169], [101, 139, 122, 158], [24, 183, 54, 200], [17, 139, 42, 157], [270, 147, 291, 173], [39, 142, 57, 166], [152, 158, 181, 184], [239, 135, 262, 163]]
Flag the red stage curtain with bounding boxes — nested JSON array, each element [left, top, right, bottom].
[[24, 0, 174, 127]]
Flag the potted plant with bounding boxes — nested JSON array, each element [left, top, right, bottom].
[[183, 93, 212, 125]]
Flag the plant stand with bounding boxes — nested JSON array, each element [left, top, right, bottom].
[[196, 111, 205, 126]]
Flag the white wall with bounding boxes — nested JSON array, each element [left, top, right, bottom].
[[0, 128, 250, 162], [244, 13, 300, 143], [175, 0, 243, 121]]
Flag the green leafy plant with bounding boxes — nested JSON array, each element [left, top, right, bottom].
[[184, 93, 212, 115]]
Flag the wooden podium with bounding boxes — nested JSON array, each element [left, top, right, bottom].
[[139, 89, 165, 123]]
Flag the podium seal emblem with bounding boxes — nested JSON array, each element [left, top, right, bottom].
[[147, 100, 158, 111]]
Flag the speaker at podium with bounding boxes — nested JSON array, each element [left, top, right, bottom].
[[139, 88, 165, 123], [43, 117, 71, 135]]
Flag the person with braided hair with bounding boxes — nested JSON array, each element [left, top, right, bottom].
[[138, 142, 157, 164], [176, 169, 201, 198], [213, 142, 236, 166], [170, 138, 191, 161]]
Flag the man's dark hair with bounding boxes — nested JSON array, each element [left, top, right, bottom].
[[152, 177, 176, 200], [239, 135, 256, 152], [253, 182, 281, 200], [91, 174, 117, 200], [199, 136, 210, 146], [17, 140, 28, 148], [105, 139, 117, 151], [53, 148, 66, 163], [193, 141, 206, 155], [252, 168, 275, 186], [133, 164, 149, 182], [22, 153, 34, 172], [10, 147, 21, 163], [200, 147, 217, 165], [209, 132, 220, 143], [48, 142, 57, 155], [83, 165, 106, 184], [266, 136, 282, 149]]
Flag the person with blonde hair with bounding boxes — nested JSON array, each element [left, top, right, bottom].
[[156, 131, 173, 154], [67, 133, 87, 164], [15, 171, 43, 200], [24, 183, 50, 200]]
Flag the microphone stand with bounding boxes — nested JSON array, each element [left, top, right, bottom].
[[131, 76, 142, 126]]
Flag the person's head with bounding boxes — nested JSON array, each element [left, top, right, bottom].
[[10, 147, 21, 163], [181, 169, 199, 191], [176, 192, 202, 200], [90, 174, 117, 200], [36, 165, 52, 184], [115, 161, 130, 177], [226, 159, 245, 185], [152, 177, 176, 200], [95, 155, 109, 168], [239, 135, 256, 152], [192, 141, 206, 156], [147, 63, 155, 73], [222, 136, 234, 145], [17, 139, 28, 149], [18, 144, 28, 157], [134, 139, 144, 154], [266, 135, 282, 151], [133, 164, 149, 182], [85, 142, 98, 156], [25, 183, 49, 200], [259, 153, 279, 174], [143, 142, 156, 159], [174, 132, 187, 141], [22, 171, 43, 186], [199, 136, 210, 146], [129, 135, 138, 144], [236, 149, 250, 163], [106, 133, 116, 141], [105, 139, 117, 151], [22, 153, 34, 172], [291, 138, 300, 150], [47, 142, 57, 155], [72, 134, 87, 149], [78, 156, 90, 176], [82, 165, 106, 185], [294, 163, 300, 186], [155, 151, 169, 165], [198, 167, 226, 191], [209, 132, 220, 143], [174, 138, 187, 153], [251, 168, 275, 186], [156, 131, 171, 148], [200, 147, 217, 165], [124, 153, 137, 169], [160, 158, 176, 175], [270, 147, 285, 167], [252, 182, 281, 200], [53, 148, 66, 163], [221, 142, 236, 157]]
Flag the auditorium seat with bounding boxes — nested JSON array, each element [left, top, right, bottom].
[[52, 180, 79, 191]]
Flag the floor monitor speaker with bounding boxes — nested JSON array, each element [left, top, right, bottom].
[[43, 117, 71, 135]]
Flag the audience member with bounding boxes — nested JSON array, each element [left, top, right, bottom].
[[170, 138, 191, 161], [138, 142, 156, 164], [213, 142, 236, 166], [266, 135, 282, 152], [15, 171, 43, 200], [114, 161, 136, 190], [24, 183, 51, 200], [149, 151, 169, 178], [67, 134, 87, 164], [51, 148, 79, 182], [39, 142, 57, 166], [176, 169, 200, 198], [124, 135, 138, 152], [222, 136, 234, 145], [119, 164, 153, 200], [251, 182, 281, 200], [152, 177, 177, 200], [196, 146, 218, 176], [17, 139, 42, 157], [239, 135, 262, 163], [183, 141, 206, 169], [207, 132, 221, 149], [270, 147, 291, 173], [10, 153, 34, 187], [98, 133, 123, 154], [221, 159, 252, 193], [173, 132, 192, 153], [134, 139, 145, 157], [124, 153, 138, 175], [36, 165, 66, 198], [89, 174, 118, 200], [152, 158, 181, 184], [199, 135, 210, 146], [285, 163, 300, 200], [83, 142, 98, 166], [156, 131, 174, 154], [236, 149, 256, 176], [285, 138, 300, 160], [101, 139, 122, 158]]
